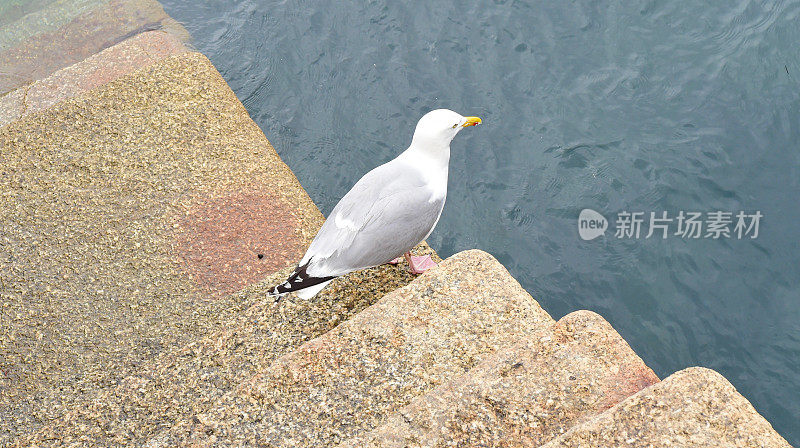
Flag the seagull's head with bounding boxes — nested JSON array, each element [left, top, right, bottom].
[[410, 109, 481, 150]]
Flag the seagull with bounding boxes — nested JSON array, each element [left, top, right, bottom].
[[270, 109, 481, 301]]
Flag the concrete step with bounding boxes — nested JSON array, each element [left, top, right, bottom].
[[339, 310, 659, 448], [0, 0, 189, 94], [0, 0, 58, 29], [0, 0, 101, 52], [0, 51, 321, 443], [539, 367, 792, 448], [145, 250, 555, 447], [0, 29, 187, 128], [16, 243, 436, 447]]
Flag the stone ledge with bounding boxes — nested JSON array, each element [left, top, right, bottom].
[[540, 367, 792, 448], [147, 249, 554, 447], [0, 0, 57, 29], [0, 0, 190, 94], [0, 0, 98, 52], [16, 243, 438, 447], [0, 30, 187, 128], [0, 51, 319, 443], [340, 310, 659, 448]]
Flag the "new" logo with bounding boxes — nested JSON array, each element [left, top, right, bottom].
[[578, 209, 607, 241]]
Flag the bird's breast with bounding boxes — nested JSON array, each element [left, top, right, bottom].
[[426, 179, 447, 204], [396, 148, 449, 204], [415, 163, 448, 204]]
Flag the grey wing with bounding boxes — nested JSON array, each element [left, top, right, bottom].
[[302, 161, 444, 277]]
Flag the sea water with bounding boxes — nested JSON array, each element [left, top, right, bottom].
[[162, 0, 800, 442]]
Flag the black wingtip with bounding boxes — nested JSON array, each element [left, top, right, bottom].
[[269, 261, 335, 301]]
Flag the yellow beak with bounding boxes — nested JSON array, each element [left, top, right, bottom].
[[462, 116, 482, 127]]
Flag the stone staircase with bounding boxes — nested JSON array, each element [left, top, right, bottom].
[[1, 3, 432, 441], [146, 250, 553, 447], [0, 1, 793, 447], [538, 367, 792, 448], [0, 0, 189, 94], [0, 29, 188, 127], [14, 255, 434, 447], [17, 251, 788, 448], [340, 308, 659, 448]]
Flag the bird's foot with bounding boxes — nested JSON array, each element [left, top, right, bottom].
[[405, 253, 437, 275], [388, 257, 402, 265]]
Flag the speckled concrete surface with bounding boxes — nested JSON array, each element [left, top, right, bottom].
[[1, 5, 782, 446], [0, 0, 58, 28], [340, 310, 660, 448], [0, 87, 26, 127], [17, 243, 438, 447], [0, 30, 187, 128], [540, 367, 792, 448], [0, 0, 101, 52], [147, 250, 553, 448], [0, 51, 323, 443], [0, 0, 189, 94]]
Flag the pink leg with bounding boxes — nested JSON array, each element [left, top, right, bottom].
[[404, 252, 437, 275]]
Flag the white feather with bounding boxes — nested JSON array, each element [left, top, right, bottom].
[[286, 109, 478, 299]]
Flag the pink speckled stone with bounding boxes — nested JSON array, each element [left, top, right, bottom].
[[341, 310, 659, 448], [0, 30, 186, 128]]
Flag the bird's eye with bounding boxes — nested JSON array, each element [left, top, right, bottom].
[[452, 123, 458, 128]]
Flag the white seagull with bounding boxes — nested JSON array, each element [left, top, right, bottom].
[[270, 109, 482, 300]]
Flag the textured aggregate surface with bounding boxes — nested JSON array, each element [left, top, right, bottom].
[[0, 0, 58, 29], [0, 0, 189, 94], [148, 250, 553, 448], [0, 51, 321, 443], [1, 2, 792, 446], [17, 243, 438, 447], [0, 0, 99, 52], [162, 2, 800, 442], [341, 310, 660, 448], [0, 30, 187, 128], [540, 367, 792, 448]]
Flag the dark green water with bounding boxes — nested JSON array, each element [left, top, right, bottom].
[[162, 0, 800, 442]]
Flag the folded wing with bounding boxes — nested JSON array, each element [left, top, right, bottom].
[[302, 159, 445, 278]]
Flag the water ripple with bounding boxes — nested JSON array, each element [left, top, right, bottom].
[[162, 0, 800, 443]]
